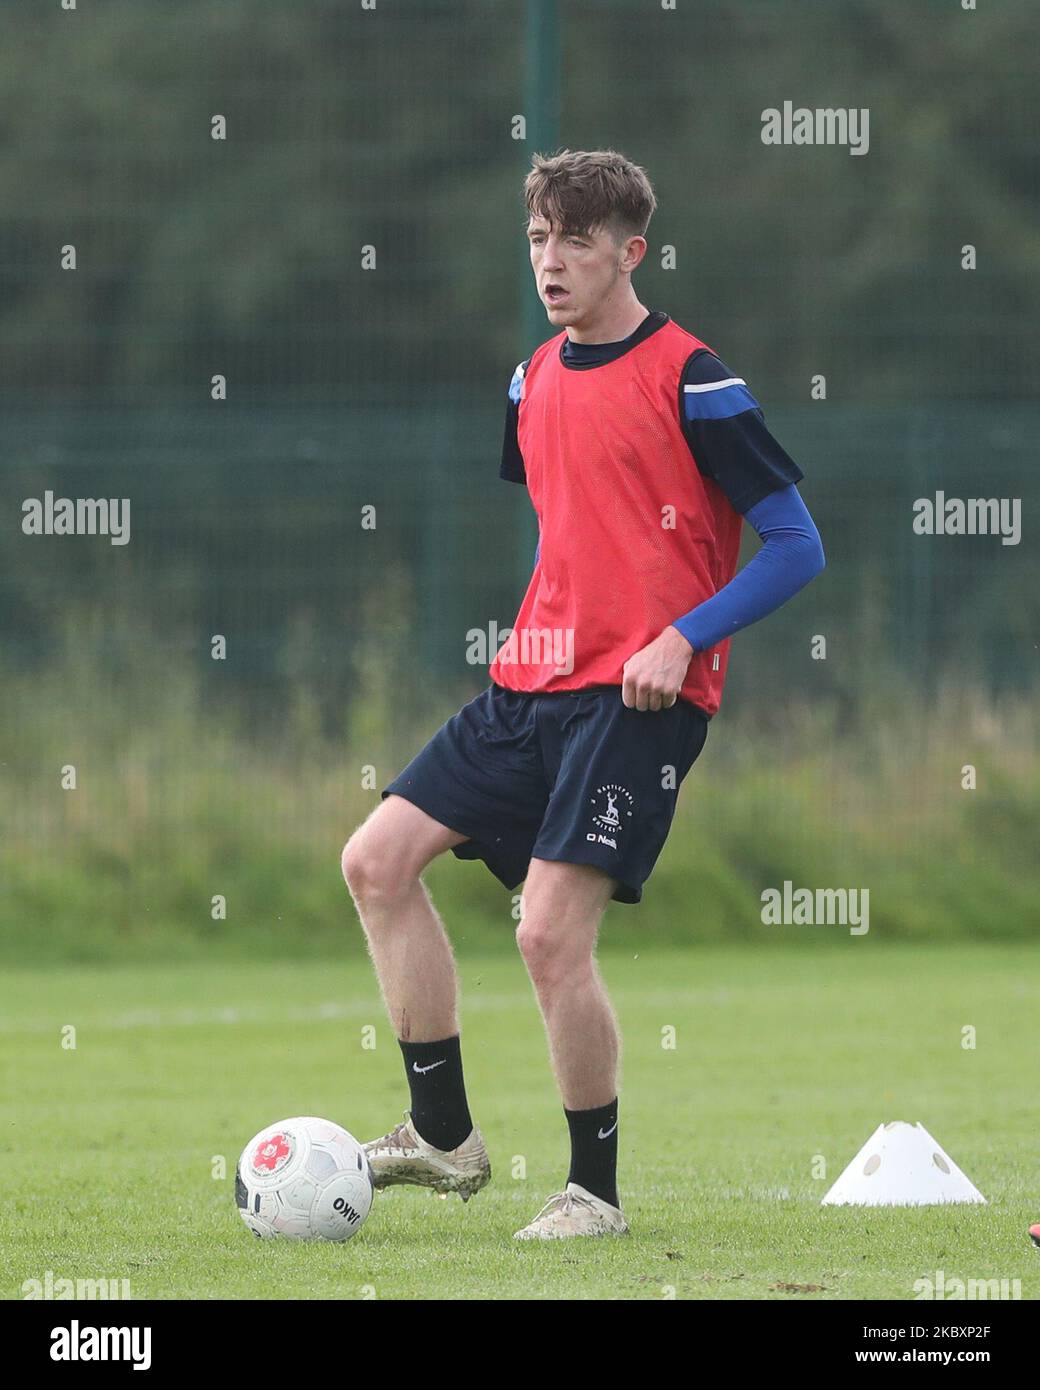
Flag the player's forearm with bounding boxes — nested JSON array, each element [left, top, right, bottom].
[[671, 485, 825, 653]]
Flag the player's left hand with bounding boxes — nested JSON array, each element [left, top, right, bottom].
[[621, 626, 695, 711]]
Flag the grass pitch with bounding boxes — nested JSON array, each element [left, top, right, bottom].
[[2, 943, 1036, 1301]]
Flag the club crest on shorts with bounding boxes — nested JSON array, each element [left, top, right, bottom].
[[588, 783, 634, 849]]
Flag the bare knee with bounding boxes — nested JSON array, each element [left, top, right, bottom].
[[342, 796, 464, 911], [341, 830, 417, 905], [516, 916, 589, 992]]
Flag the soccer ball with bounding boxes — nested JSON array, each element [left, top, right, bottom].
[[235, 1116, 374, 1241]]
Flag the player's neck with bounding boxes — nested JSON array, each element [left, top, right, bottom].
[[566, 297, 650, 346]]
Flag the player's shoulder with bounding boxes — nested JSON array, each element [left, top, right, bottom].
[[507, 357, 531, 404], [656, 316, 720, 363], [678, 343, 761, 423], [657, 319, 746, 387], [682, 346, 739, 384], [508, 328, 571, 401]]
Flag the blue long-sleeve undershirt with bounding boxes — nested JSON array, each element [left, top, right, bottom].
[[671, 484, 825, 652]]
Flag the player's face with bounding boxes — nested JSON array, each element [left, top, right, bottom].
[[527, 216, 627, 328]]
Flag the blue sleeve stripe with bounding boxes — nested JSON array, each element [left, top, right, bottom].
[[683, 379, 760, 421]]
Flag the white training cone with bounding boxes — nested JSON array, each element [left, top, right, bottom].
[[821, 1121, 987, 1207]]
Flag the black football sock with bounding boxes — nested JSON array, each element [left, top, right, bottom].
[[399, 1035, 473, 1152], [565, 1098, 620, 1209]]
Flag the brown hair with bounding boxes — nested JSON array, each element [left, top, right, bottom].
[[523, 148, 657, 245]]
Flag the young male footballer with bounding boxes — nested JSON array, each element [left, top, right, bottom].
[[342, 149, 825, 1240]]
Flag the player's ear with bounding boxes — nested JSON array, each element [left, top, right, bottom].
[[623, 236, 648, 273]]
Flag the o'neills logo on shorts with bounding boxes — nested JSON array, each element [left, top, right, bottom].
[[587, 784, 633, 849]]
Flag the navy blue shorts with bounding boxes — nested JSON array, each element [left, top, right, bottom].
[[381, 682, 709, 905]]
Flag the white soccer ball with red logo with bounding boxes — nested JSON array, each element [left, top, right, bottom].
[[236, 1116, 374, 1241]]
